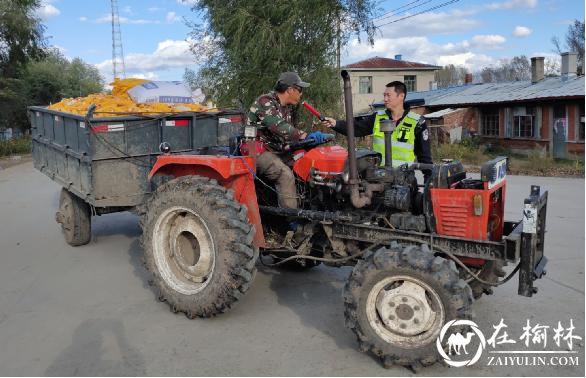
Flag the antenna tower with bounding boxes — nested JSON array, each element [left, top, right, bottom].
[[111, 0, 126, 79]]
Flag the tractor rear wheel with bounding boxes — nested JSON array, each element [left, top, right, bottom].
[[141, 175, 257, 318], [463, 260, 507, 299], [344, 243, 474, 369], [56, 188, 91, 246]]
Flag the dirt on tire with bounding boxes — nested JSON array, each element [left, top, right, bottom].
[[141, 175, 257, 318], [58, 188, 91, 246], [343, 243, 474, 370]]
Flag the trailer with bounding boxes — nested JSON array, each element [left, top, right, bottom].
[[30, 106, 245, 244]]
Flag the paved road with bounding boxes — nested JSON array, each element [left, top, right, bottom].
[[0, 162, 584, 376]]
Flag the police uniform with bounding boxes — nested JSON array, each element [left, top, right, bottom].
[[332, 107, 433, 178]]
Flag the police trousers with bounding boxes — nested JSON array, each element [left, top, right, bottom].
[[256, 151, 298, 209]]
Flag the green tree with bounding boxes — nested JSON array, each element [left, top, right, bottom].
[[2, 49, 104, 130], [0, 0, 47, 130], [23, 50, 104, 105], [185, 0, 376, 125], [0, 0, 46, 78]]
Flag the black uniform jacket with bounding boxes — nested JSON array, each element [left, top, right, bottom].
[[332, 107, 433, 167]]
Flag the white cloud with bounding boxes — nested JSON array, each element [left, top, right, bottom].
[[166, 11, 180, 23], [437, 53, 497, 69], [96, 39, 195, 81], [375, 10, 480, 38], [471, 34, 507, 48], [122, 5, 132, 14], [177, 0, 199, 6], [513, 26, 533, 37], [36, 1, 60, 20], [94, 14, 160, 25], [53, 45, 67, 55], [148, 7, 163, 13], [486, 0, 538, 10], [79, 16, 88, 22], [131, 72, 159, 80], [343, 36, 498, 72]]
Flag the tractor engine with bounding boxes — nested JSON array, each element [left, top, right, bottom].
[[292, 145, 427, 233]]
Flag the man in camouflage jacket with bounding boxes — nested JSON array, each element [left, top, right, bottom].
[[248, 72, 313, 209]]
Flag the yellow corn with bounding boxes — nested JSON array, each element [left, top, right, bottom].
[[47, 78, 215, 116]]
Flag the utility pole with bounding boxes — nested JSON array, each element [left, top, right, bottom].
[[111, 0, 126, 79]]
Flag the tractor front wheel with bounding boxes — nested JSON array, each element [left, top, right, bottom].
[[344, 243, 474, 369]]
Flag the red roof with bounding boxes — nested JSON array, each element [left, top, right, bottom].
[[345, 56, 439, 69]]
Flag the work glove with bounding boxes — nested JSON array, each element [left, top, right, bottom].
[[306, 131, 327, 144]]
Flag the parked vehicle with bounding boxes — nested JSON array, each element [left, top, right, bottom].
[[30, 72, 548, 369]]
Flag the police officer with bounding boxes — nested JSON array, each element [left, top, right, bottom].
[[248, 72, 327, 210], [322, 80, 432, 179]]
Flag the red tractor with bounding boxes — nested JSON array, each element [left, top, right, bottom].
[[32, 71, 547, 370], [140, 71, 548, 369]]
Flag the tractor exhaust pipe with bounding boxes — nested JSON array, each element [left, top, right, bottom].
[[341, 70, 376, 208], [380, 119, 395, 170], [341, 70, 358, 185]]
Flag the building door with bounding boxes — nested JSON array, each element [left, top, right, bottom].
[[553, 105, 567, 159], [553, 118, 567, 159]]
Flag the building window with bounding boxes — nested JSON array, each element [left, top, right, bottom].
[[404, 75, 416, 92], [578, 104, 584, 141], [554, 104, 566, 120], [359, 76, 372, 94], [513, 107, 536, 138], [482, 109, 499, 136]]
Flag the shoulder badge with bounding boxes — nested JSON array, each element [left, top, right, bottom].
[[408, 112, 421, 121]]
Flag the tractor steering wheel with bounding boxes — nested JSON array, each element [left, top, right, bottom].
[[286, 133, 335, 151]]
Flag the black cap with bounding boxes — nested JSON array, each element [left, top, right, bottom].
[[277, 72, 310, 88]]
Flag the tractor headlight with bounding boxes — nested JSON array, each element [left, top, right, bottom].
[[473, 194, 483, 216]]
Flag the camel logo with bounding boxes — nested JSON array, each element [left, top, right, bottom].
[[436, 320, 486, 367]]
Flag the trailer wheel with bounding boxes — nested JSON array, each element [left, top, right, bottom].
[[56, 188, 91, 246], [344, 243, 474, 369], [141, 175, 257, 318], [463, 260, 507, 299]]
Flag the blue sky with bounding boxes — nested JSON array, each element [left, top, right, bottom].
[[37, 0, 584, 84]]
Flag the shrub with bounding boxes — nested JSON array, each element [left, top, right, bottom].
[[0, 137, 32, 157]]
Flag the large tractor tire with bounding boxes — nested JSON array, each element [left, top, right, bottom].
[[141, 175, 257, 318], [56, 188, 91, 246], [344, 243, 474, 370], [463, 260, 507, 299]]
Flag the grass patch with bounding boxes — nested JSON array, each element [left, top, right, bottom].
[[0, 137, 32, 157], [432, 141, 584, 177], [432, 141, 486, 165]]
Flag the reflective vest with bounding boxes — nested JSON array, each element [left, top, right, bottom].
[[372, 109, 419, 167]]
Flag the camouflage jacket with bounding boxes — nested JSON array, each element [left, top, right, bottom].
[[248, 92, 304, 147]]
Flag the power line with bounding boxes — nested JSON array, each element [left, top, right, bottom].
[[375, 0, 461, 28], [373, 0, 431, 21]]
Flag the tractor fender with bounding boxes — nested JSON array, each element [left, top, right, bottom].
[[148, 155, 265, 248]]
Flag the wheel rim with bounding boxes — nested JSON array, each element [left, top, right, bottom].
[[152, 206, 216, 295], [366, 275, 445, 349], [59, 193, 74, 236]]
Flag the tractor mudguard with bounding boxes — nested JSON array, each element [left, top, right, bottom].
[[149, 155, 265, 248]]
